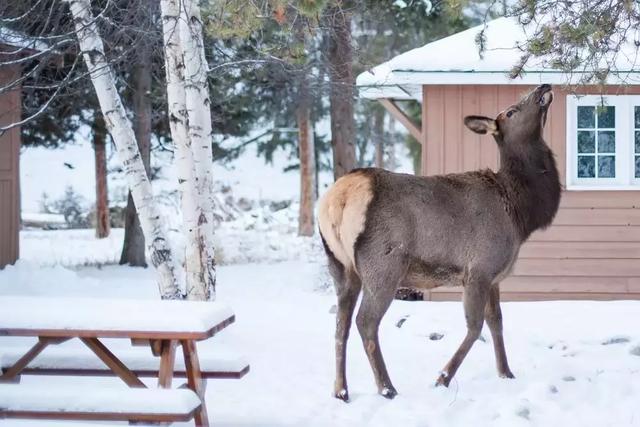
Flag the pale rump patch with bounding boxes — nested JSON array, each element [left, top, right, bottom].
[[318, 171, 374, 272]]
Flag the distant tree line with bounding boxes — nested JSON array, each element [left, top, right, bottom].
[[0, 0, 488, 261]]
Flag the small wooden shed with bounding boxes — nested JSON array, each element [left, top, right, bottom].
[[0, 29, 46, 269], [357, 17, 640, 301], [0, 48, 22, 269]]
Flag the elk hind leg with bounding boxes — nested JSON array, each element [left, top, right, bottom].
[[484, 284, 514, 379], [436, 281, 489, 387], [329, 256, 362, 402], [356, 256, 405, 399]]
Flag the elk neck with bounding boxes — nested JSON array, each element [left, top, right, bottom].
[[497, 139, 561, 241]]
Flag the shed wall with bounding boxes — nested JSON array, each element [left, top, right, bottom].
[[421, 84, 640, 300], [0, 64, 21, 269]]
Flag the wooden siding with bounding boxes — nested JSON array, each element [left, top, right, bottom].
[[420, 84, 640, 301], [0, 64, 21, 269]]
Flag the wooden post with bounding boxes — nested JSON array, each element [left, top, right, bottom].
[[181, 340, 209, 427], [81, 338, 146, 388], [158, 340, 176, 388], [377, 98, 422, 142]]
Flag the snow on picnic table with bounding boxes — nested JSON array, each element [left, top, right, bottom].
[[0, 296, 233, 336], [1, 261, 640, 426]]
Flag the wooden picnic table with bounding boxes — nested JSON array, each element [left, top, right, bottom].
[[0, 296, 239, 426]]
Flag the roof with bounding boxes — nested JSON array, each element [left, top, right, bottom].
[[356, 17, 640, 100]]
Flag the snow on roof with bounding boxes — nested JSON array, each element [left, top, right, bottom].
[[0, 26, 49, 53], [357, 17, 640, 100]]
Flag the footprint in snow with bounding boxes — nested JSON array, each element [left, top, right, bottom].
[[396, 316, 409, 328], [630, 345, 640, 356], [428, 332, 444, 341], [516, 407, 530, 420], [602, 336, 630, 345], [562, 375, 575, 382]]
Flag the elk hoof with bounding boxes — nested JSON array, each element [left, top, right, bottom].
[[380, 386, 397, 399], [435, 371, 451, 387], [500, 370, 515, 379], [334, 388, 349, 402]]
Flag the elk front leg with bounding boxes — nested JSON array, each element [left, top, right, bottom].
[[356, 284, 397, 399], [484, 284, 514, 379], [436, 282, 489, 387], [334, 269, 362, 402]]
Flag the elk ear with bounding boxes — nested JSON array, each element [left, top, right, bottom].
[[464, 116, 498, 135]]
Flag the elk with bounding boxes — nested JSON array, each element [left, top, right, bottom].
[[318, 84, 561, 401]]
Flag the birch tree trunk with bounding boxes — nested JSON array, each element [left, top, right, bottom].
[[92, 113, 110, 238], [178, 0, 217, 300], [159, 0, 211, 301], [66, 0, 181, 299]]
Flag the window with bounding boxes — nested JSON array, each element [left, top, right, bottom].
[[567, 95, 640, 189]]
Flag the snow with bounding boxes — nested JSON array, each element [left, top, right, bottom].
[[0, 384, 200, 414], [0, 345, 248, 374], [356, 17, 640, 99], [19, 133, 332, 214], [20, 213, 65, 225], [0, 27, 49, 52], [2, 257, 640, 426], [19, 229, 125, 267], [0, 295, 234, 336]]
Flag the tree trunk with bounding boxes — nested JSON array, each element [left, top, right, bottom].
[[93, 113, 110, 238], [160, 0, 211, 301], [179, 0, 217, 300], [373, 106, 385, 169], [387, 116, 397, 171], [297, 90, 315, 237], [120, 36, 152, 267], [326, 5, 356, 181], [66, 0, 180, 299]]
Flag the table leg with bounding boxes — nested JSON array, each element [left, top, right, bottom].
[[158, 340, 176, 388], [0, 339, 48, 382], [181, 340, 209, 427], [81, 337, 146, 388]]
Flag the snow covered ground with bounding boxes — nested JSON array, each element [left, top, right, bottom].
[[6, 137, 640, 426], [2, 255, 640, 426]]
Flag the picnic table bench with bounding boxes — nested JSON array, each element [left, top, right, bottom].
[[0, 296, 249, 426]]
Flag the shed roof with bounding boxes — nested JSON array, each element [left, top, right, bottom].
[[356, 17, 640, 100]]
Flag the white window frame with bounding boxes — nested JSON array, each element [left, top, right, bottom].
[[566, 95, 640, 190]]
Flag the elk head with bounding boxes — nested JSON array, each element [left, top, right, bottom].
[[463, 84, 553, 146]]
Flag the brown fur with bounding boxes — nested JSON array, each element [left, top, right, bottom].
[[319, 85, 561, 401]]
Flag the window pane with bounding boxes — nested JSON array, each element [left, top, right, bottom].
[[577, 106, 595, 128], [635, 106, 640, 128], [598, 155, 615, 178], [597, 106, 615, 128], [635, 131, 640, 154], [578, 156, 595, 178], [598, 131, 615, 153], [578, 131, 595, 153], [636, 156, 640, 178]]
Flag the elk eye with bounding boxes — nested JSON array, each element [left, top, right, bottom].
[[506, 110, 515, 118]]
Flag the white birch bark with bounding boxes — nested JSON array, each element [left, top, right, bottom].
[[178, 0, 217, 300], [65, 0, 181, 299], [159, 0, 210, 301]]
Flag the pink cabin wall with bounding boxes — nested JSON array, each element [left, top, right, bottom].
[[420, 84, 640, 300]]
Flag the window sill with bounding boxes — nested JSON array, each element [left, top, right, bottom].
[[566, 185, 640, 191]]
